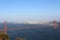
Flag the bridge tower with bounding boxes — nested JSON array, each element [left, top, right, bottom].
[[53, 20, 56, 30], [4, 21, 7, 34]]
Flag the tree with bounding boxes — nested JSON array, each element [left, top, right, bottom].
[[0, 31, 9, 40], [16, 37, 25, 40]]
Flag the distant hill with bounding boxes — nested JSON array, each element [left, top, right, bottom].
[[49, 21, 60, 26]]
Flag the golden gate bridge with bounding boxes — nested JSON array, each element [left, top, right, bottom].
[[0, 21, 57, 34]]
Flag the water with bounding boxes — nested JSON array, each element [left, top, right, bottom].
[[0, 23, 60, 40]]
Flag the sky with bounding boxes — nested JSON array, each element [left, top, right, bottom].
[[0, 0, 60, 22]]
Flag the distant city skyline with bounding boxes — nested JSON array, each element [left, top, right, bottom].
[[0, 0, 60, 22]]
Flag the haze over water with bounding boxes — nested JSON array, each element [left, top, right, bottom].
[[0, 22, 60, 40], [0, 24, 60, 40]]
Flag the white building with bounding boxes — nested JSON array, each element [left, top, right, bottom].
[[23, 20, 48, 24]]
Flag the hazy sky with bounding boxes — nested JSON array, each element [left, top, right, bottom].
[[0, 0, 60, 22]]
